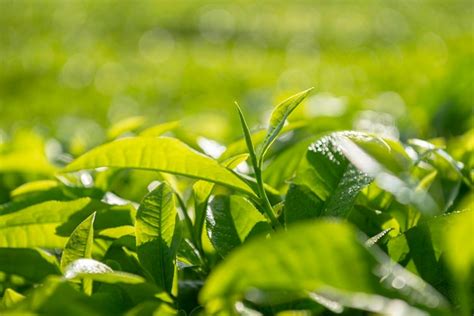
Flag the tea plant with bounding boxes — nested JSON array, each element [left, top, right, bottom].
[[0, 89, 472, 315]]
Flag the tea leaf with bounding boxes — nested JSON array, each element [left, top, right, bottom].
[[135, 183, 181, 293], [64, 137, 255, 196], [60, 212, 96, 272], [0, 198, 93, 248], [206, 195, 271, 257], [258, 88, 313, 163]]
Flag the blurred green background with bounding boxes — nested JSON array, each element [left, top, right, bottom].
[[0, 0, 472, 144]]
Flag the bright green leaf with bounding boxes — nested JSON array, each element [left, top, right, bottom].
[[139, 121, 180, 137], [0, 198, 93, 248], [125, 300, 179, 316], [63, 137, 255, 196], [443, 209, 474, 315], [107, 116, 146, 140], [200, 220, 447, 315], [258, 88, 313, 163], [219, 121, 308, 161], [1, 288, 25, 309], [0, 130, 56, 175], [97, 225, 135, 240], [10, 180, 60, 198]]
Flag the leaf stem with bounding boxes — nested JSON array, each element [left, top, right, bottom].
[[236, 102, 280, 229], [255, 165, 281, 229], [176, 192, 209, 271], [175, 192, 195, 241]]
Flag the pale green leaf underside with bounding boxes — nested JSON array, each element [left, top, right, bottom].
[[63, 137, 254, 196], [64, 258, 145, 284], [68, 270, 145, 285]]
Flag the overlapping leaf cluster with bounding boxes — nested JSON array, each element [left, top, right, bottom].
[[0, 90, 472, 315]]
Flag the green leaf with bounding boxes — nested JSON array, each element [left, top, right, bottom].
[[200, 220, 447, 315], [206, 195, 271, 257], [388, 209, 474, 315], [135, 183, 181, 293], [60, 212, 96, 272], [139, 121, 180, 137], [219, 121, 308, 161], [6, 276, 105, 315], [235, 102, 280, 228], [97, 225, 135, 240], [192, 154, 249, 252], [0, 198, 93, 248], [235, 102, 259, 172], [59, 212, 96, 295], [64, 258, 145, 284], [0, 130, 56, 175], [365, 228, 393, 247], [1, 288, 25, 309], [0, 248, 60, 283], [10, 180, 60, 198], [107, 116, 146, 140], [262, 137, 316, 190], [409, 139, 463, 212], [443, 209, 474, 316], [63, 137, 254, 196], [337, 134, 440, 215], [125, 301, 179, 316], [284, 183, 324, 224], [285, 134, 372, 223], [258, 88, 313, 163]]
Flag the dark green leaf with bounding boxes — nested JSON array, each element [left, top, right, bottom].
[[192, 153, 249, 250], [0, 248, 60, 283], [206, 195, 271, 257], [135, 183, 181, 293], [61, 212, 96, 272], [285, 134, 372, 223]]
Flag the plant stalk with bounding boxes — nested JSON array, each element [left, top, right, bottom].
[[254, 165, 281, 229]]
